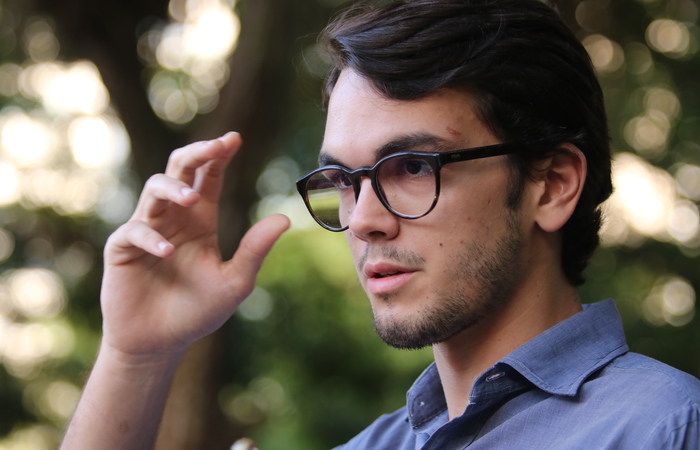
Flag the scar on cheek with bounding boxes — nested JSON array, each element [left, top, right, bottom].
[[446, 126, 461, 137]]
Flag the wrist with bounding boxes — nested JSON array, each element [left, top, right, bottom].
[[96, 340, 186, 381]]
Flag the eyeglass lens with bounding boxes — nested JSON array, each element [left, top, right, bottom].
[[304, 154, 438, 230]]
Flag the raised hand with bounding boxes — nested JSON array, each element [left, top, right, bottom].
[[101, 131, 289, 357], [61, 133, 289, 450]]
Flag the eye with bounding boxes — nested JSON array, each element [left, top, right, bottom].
[[388, 156, 433, 179], [402, 158, 431, 176], [328, 171, 352, 189]]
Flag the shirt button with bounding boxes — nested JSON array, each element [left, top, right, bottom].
[[486, 372, 505, 382]]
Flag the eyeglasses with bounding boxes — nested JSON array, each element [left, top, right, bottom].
[[296, 142, 519, 232]]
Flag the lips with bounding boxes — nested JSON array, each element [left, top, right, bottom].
[[364, 262, 412, 279], [363, 262, 416, 295], [374, 270, 404, 278]]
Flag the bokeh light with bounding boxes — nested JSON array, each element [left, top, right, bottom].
[[0, 9, 133, 436], [68, 115, 130, 169], [6, 268, 65, 318], [625, 42, 654, 75], [675, 164, 700, 200], [602, 153, 676, 245], [583, 34, 625, 73], [238, 287, 273, 321], [24, 379, 82, 422], [646, 19, 693, 58], [623, 86, 681, 159], [642, 276, 696, 327], [602, 152, 700, 250], [0, 424, 56, 450], [143, 0, 240, 125], [219, 377, 288, 426], [0, 109, 56, 167], [0, 228, 15, 263], [255, 157, 316, 230], [0, 162, 21, 205]]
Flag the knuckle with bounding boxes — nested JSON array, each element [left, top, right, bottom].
[[144, 173, 166, 189], [168, 142, 206, 172], [168, 147, 187, 166]]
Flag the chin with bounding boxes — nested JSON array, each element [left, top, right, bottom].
[[372, 307, 472, 350]]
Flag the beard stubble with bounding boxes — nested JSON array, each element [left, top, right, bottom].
[[371, 209, 525, 350]]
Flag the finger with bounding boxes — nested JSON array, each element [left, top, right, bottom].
[[192, 132, 242, 201], [132, 174, 201, 220], [165, 132, 241, 189], [224, 214, 291, 297], [105, 220, 175, 266]]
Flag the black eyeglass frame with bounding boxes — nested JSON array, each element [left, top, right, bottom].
[[296, 142, 520, 232]]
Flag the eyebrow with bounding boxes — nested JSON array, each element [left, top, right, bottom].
[[318, 133, 453, 168]]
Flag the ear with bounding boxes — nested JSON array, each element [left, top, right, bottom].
[[533, 144, 587, 233]]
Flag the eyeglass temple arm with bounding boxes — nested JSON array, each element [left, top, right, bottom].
[[437, 143, 519, 165]]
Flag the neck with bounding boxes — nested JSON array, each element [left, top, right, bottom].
[[431, 265, 582, 420]]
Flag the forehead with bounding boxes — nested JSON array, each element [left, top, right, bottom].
[[321, 70, 496, 167]]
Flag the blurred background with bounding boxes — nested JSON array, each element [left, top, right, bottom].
[[0, 0, 698, 448]]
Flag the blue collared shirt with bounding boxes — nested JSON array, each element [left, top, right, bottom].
[[336, 300, 700, 449]]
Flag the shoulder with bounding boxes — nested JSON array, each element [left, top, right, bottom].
[[585, 351, 700, 448], [333, 407, 415, 450], [602, 352, 700, 406]]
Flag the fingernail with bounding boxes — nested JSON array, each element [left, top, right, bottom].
[[181, 187, 196, 197], [158, 241, 173, 252]]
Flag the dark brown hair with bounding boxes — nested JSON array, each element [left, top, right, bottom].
[[320, 0, 613, 286]]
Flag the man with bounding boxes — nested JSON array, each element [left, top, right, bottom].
[[62, 0, 700, 449]]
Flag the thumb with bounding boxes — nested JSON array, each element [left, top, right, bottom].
[[225, 214, 290, 297]]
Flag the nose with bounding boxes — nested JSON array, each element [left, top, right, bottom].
[[346, 178, 399, 240]]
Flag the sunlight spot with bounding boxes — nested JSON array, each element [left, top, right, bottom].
[[144, 0, 240, 124], [24, 20, 59, 63], [583, 34, 625, 73], [645, 87, 681, 120], [0, 424, 55, 450], [0, 228, 15, 263], [42, 380, 81, 419], [182, 3, 240, 61], [6, 268, 65, 318], [643, 276, 695, 327], [667, 200, 700, 243], [0, 162, 21, 206], [21, 168, 65, 208], [56, 171, 100, 215], [646, 19, 691, 57], [602, 153, 676, 245], [675, 164, 700, 200], [0, 63, 22, 96], [0, 110, 56, 167], [624, 110, 670, 159], [17, 62, 61, 100], [238, 287, 273, 321], [43, 61, 110, 115], [68, 115, 130, 169]]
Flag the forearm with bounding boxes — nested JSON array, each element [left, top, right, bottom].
[[61, 343, 184, 450]]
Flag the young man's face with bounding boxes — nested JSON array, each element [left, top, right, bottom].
[[321, 70, 529, 349]]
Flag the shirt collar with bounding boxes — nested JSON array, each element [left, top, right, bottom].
[[406, 299, 629, 428], [499, 299, 629, 397]]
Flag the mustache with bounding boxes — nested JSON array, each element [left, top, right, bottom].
[[357, 245, 426, 272]]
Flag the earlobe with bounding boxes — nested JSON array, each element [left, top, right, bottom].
[[534, 144, 586, 233]]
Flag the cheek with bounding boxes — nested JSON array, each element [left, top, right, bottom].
[[344, 231, 365, 270]]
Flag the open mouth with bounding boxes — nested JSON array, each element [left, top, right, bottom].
[[374, 271, 405, 279]]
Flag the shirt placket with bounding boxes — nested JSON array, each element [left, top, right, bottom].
[[419, 366, 530, 449]]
